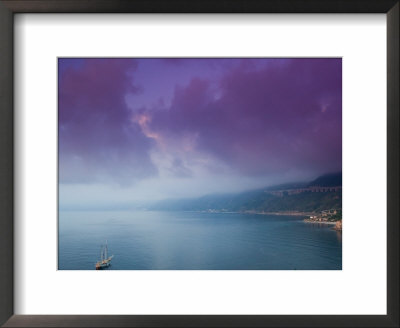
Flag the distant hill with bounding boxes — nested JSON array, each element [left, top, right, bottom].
[[308, 172, 342, 187], [265, 181, 308, 191], [151, 172, 342, 213]]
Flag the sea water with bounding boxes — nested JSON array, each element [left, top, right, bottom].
[[58, 210, 342, 270]]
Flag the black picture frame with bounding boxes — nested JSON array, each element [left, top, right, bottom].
[[0, 1, 398, 327]]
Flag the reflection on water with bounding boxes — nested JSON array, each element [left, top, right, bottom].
[[59, 210, 342, 270], [335, 230, 342, 243]]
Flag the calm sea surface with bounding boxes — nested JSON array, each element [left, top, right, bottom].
[[58, 210, 342, 270]]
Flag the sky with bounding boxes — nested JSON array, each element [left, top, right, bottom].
[[58, 58, 342, 209]]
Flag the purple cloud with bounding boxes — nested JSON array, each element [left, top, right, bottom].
[[146, 58, 342, 177], [59, 58, 342, 187], [59, 58, 157, 184]]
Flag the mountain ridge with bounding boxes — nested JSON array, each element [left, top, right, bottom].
[[150, 172, 342, 213]]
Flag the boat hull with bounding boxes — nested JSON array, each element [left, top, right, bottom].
[[95, 257, 112, 270]]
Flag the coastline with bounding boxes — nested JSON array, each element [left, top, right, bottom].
[[303, 218, 343, 232], [199, 209, 342, 228], [242, 210, 314, 216], [303, 220, 337, 225]]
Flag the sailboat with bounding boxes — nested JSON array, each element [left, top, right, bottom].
[[95, 241, 114, 270]]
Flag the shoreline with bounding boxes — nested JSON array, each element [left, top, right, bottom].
[[200, 210, 317, 217], [304, 219, 343, 232], [254, 211, 313, 216], [207, 209, 343, 231], [303, 220, 337, 225]]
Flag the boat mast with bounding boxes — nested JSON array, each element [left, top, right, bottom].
[[105, 240, 108, 259]]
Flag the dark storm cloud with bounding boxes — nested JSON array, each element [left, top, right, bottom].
[[59, 58, 342, 186], [147, 58, 342, 176], [58, 58, 157, 184]]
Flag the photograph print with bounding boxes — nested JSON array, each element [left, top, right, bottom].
[[58, 58, 342, 270]]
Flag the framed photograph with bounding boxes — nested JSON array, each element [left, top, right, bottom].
[[58, 57, 343, 272], [0, 1, 398, 327]]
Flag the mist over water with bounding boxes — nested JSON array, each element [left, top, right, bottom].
[[59, 210, 342, 270]]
